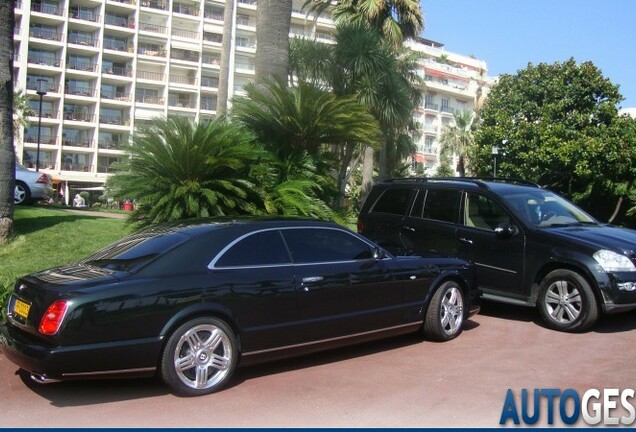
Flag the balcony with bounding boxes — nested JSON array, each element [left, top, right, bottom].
[[441, 106, 456, 115], [168, 98, 194, 109], [28, 56, 61, 67], [28, 108, 58, 119], [30, 28, 63, 42], [140, 0, 167, 10], [170, 51, 199, 63], [70, 9, 100, 22], [109, 0, 136, 5], [101, 90, 131, 101], [201, 77, 219, 88], [172, 3, 199, 16], [138, 47, 167, 57], [424, 102, 439, 111], [139, 22, 168, 34], [103, 66, 133, 77], [103, 40, 134, 53], [202, 55, 220, 66], [136, 95, 165, 105], [26, 82, 59, 93], [25, 135, 57, 145], [31, 2, 63, 16], [137, 70, 165, 81], [68, 34, 98, 47], [64, 112, 95, 122], [63, 138, 94, 148], [98, 140, 123, 150], [169, 75, 196, 85], [105, 15, 135, 28], [65, 86, 96, 97], [67, 60, 98, 72], [61, 162, 91, 172], [173, 28, 200, 39], [100, 115, 130, 125]]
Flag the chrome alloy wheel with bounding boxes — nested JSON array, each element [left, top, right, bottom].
[[440, 286, 464, 336], [544, 280, 582, 324], [173, 324, 233, 390]]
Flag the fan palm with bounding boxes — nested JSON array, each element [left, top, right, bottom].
[[439, 110, 475, 177], [107, 117, 263, 228]]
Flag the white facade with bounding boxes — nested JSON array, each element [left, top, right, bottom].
[[406, 38, 491, 175], [12, 0, 487, 189]]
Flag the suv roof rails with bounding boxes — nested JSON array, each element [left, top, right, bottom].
[[383, 177, 541, 189]]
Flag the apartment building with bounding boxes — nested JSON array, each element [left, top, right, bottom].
[[12, 0, 488, 193], [407, 38, 491, 174]]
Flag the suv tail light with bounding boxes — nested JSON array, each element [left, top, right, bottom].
[[39, 300, 69, 335], [357, 220, 365, 234], [36, 174, 49, 184]]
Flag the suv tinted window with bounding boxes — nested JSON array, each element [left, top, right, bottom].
[[372, 187, 412, 215], [464, 193, 512, 230], [282, 228, 373, 263], [422, 189, 461, 223], [216, 230, 291, 267]]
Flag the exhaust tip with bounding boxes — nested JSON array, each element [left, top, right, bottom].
[[30, 372, 61, 384]]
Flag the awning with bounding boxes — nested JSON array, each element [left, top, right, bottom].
[[412, 154, 426, 163]]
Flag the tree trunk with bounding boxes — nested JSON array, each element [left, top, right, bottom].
[[378, 137, 388, 180], [360, 146, 374, 205], [335, 142, 356, 208], [255, 0, 292, 83], [216, 0, 235, 116], [0, 0, 16, 244]]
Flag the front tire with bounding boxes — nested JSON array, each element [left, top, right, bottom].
[[423, 281, 465, 341], [161, 317, 238, 396], [537, 269, 599, 332]]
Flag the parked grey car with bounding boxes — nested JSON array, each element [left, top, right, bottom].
[[15, 164, 53, 205]]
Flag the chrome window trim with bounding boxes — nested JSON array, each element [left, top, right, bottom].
[[208, 226, 388, 270]]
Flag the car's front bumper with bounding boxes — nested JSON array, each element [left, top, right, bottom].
[[600, 273, 636, 314]]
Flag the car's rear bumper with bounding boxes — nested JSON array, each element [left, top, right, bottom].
[[0, 323, 161, 381]]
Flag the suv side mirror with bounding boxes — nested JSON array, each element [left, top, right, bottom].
[[494, 223, 519, 239], [373, 247, 386, 260]]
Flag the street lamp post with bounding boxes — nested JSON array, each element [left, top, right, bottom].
[[491, 146, 499, 178], [35, 78, 48, 172]]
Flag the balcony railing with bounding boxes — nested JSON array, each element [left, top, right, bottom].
[[139, 22, 167, 34], [138, 47, 167, 57], [68, 34, 98, 47], [110, 0, 136, 5], [25, 135, 57, 145], [100, 115, 129, 125], [171, 51, 199, 62], [172, 3, 199, 16], [28, 56, 61, 67], [98, 140, 123, 150], [168, 99, 194, 108], [202, 55, 220, 66], [65, 86, 96, 97], [105, 15, 134, 28], [67, 60, 98, 72], [101, 91, 131, 101], [64, 112, 95, 122], [28, 108, 58, 118], [201, 77, 219, 87], [203, 33, 222, 43], [31, 3, 63, 16], [238, 0, 256, 6], [172, 28, 199, 39], [204, 11, 223, 20], [63, 138, 94, 148], [70, 9, 100, 22], [103, 66, 133, 77], [103, 40, 133, 52], [136, 95, 164, 105], [200, 100, 217, 111], [137, 70, 165, 81], [140, 0, 167, 10], [169, 75, 196, 85], [425, 103, 439, 111], [97, 164, 119, 173], [441, 106, 455, 114], [26, 82, 59, 93], [30, 28, 62, 41], [61, 163, 91, 172]]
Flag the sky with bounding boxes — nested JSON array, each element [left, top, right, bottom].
[[420, 0, 636, 109]]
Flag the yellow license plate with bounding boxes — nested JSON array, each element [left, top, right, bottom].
[[13, 299, 31, 319]]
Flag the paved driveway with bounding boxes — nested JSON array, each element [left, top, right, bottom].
[[1, 302, 635, 428]]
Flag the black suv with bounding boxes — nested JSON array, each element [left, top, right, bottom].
[[358, 178, 636, 332]]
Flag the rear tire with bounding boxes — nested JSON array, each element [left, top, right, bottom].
[[424, 281, 465, 341], [14, 181, 31, 205], [161, 317, 238, 396], [538, 269, 598, 332]]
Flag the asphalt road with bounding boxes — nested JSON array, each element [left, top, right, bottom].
[[1, 301, 635, 428]]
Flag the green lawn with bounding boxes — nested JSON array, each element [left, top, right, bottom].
[[0, 206, 128, 315]]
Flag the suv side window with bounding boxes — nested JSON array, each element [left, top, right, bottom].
[[422, 189, 461, 224], [371, 187, 412, 216], [464, 193, 512, 230]]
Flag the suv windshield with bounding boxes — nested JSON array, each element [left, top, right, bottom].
[[501, 190, 597, 228]]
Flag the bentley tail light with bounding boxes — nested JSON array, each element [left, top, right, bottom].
[[39, 300, 69, 335]]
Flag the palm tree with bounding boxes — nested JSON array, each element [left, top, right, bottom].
[[107, 117, 263, 228], [304, 0, 424, 46], [232, 78, 380, 214], [0, 0, 16, 245], [216, 0, 235, 115], [255, 0, 293, 82], [13, 90, 33, 139], [439, 110, 475, 177]]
